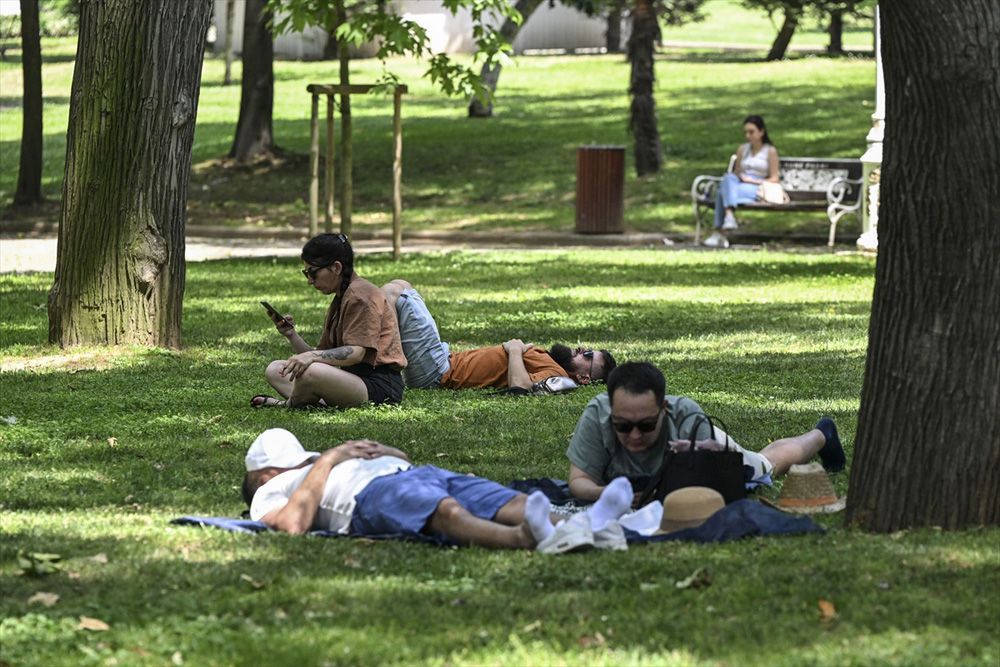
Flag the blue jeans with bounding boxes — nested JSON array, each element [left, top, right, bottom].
[[714, 173, 759, 228], [394, 289, 451, 388]]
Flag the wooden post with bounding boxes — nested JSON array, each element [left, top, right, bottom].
[[392, 88, 403, 260], [308, 92, 320, 237], [325, 94, 335, 233]]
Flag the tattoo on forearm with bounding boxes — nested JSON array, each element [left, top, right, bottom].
[[318, 346, 354, 361]]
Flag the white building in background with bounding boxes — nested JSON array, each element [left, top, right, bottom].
[[212, 0, 617, 60]]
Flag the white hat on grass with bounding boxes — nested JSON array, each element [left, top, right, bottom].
[[245, 428, 319, 471]]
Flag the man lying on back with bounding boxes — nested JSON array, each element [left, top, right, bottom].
[[381, 279, 617, 391]]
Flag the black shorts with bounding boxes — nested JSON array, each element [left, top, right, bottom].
[[343, 364, 404, 405]]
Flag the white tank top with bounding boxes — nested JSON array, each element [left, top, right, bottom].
[[739, 143, 771, 180]]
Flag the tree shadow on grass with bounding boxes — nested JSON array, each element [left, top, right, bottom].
[[2, 523, 997, 665]]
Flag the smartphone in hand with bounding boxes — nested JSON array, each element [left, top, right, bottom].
[[260, 301, 289, 326]]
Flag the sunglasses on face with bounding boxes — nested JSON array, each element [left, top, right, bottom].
[[611, 408, 662, 434], [301, 264, 331, 280]]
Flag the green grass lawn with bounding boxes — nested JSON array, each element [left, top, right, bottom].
[[2, 250, 998, 666], [1, 29, 875, 238]]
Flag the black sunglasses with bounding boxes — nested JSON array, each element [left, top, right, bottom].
[[611, 409, 662, 434], [301, 263, 332, 280]]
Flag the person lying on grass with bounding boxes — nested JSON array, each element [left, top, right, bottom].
[[380, 279, 617, 391], [242, 428, 634, 553], [253, 234, 406, 409], [566, 361, 847, 504]]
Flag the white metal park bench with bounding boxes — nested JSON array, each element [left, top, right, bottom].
[[690, 156, 864, 247]]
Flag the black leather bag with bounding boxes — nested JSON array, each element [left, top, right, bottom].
[[638, 413, 746, 506]]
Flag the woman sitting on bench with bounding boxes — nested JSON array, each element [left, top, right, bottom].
[[704, 115, 781, 249]]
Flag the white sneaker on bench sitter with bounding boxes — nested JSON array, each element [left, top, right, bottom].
[[703, 231, 730, 248], [593, 520, 628, 551], [722, 212, 739, 230]]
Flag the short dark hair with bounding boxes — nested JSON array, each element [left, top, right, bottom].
[[607, 361, 665, 405], [241, 472, 256, 508], [598, 349, 617, 381]]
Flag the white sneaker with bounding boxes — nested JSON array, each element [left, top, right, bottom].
[[722, 212, 739, 230], [536, 512, 594, 554], [702, 231, 730, 248], [593, 521, 628, 551]]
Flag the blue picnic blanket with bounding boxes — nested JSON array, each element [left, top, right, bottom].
[[171, 500, 821, 544]]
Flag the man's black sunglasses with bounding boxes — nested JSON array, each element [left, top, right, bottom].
[[611, 418, 660, 434]]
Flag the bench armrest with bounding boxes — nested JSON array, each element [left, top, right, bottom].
[[691, 175, 722, 203], [826, 176, 864, 206]]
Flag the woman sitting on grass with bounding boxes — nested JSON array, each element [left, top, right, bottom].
[[252, 233, 406, 409], [703, 114, 781, 249]]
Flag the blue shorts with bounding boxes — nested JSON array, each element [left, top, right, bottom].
[[349, 465, 520, 542], [394, 289, 450, 389]]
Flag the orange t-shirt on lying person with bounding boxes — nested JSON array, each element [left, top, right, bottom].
[[439, 345, 567, 389]]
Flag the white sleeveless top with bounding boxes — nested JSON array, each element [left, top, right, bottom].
[[738, 143, 772, 180]]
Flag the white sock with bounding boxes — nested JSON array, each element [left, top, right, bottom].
[[524, 491, 554, 543], [587, 477, 633, 531]]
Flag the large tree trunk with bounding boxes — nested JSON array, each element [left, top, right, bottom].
[[48, 0, 212, 348], [606, 0, 626, 54], [467, 0, 544, 118], [14, 0, 44, 206], [228, 0, 274, 162], [846, 0, 1000, 532], [628, 0, 662, 176], [827, 10, 844, 55], [766, 7, 799, 61]]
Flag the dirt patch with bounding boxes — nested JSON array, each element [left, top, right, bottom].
[[1, 350, 118, 373]]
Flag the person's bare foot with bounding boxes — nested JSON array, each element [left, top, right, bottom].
[[250, 395, 285, 408]]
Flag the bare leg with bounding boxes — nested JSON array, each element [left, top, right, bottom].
[[265, 360, 294, 398], [381, 279, 413, 305], [760, 428, 825, 477], [287, 364, 369, 408], [426, 498, 535, 549], [491, 494, 561, 527]]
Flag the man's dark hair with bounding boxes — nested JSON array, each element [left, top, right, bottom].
[[241, 472, 257, 508], [607, 361, 665, 405], [598, 349, 617, 381]]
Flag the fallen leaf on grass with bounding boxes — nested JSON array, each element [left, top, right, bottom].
[[578, 631, 606, 648], [240, 573, 266, 589], [90, 553, 108, 564], [78, 616, 110, 631], [1, 415, 18, 425], [435, 452, 448, 458], [521, 620, 542, 633], [172, 650, 184, 665], [27, 592, 60, 606], [818, 599, 838, 621], [675, 567, 712, 590], [107, 437, 118, 447]]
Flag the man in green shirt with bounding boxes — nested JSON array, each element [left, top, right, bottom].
[[566, 362, 846, 503]]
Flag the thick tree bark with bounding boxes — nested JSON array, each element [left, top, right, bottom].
[[606, 0, 625, 54], [228, 0, 274, 162], [846, 0, 1000, 531], [48, 0, 212, 348], [628, 0, 662, 176], [467, 0, 544, 118], [827, 10, 843, 55], [766, 7, 799, 61], [14, 0, 44, 206]]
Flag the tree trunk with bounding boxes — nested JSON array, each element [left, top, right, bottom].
[[223, 0, 235, 85], [228, 0, 274, 162], [846, 0, 1000, 532], [336, 1, 353, 235], [14, 0, 43, 206], [467, 0, 544, 118], [628, 0, 662, 176], [827, 10, 843, 55], [766, 7, 799, 61], [606, 0, 625, 54], [48, 0, 212, 348]]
